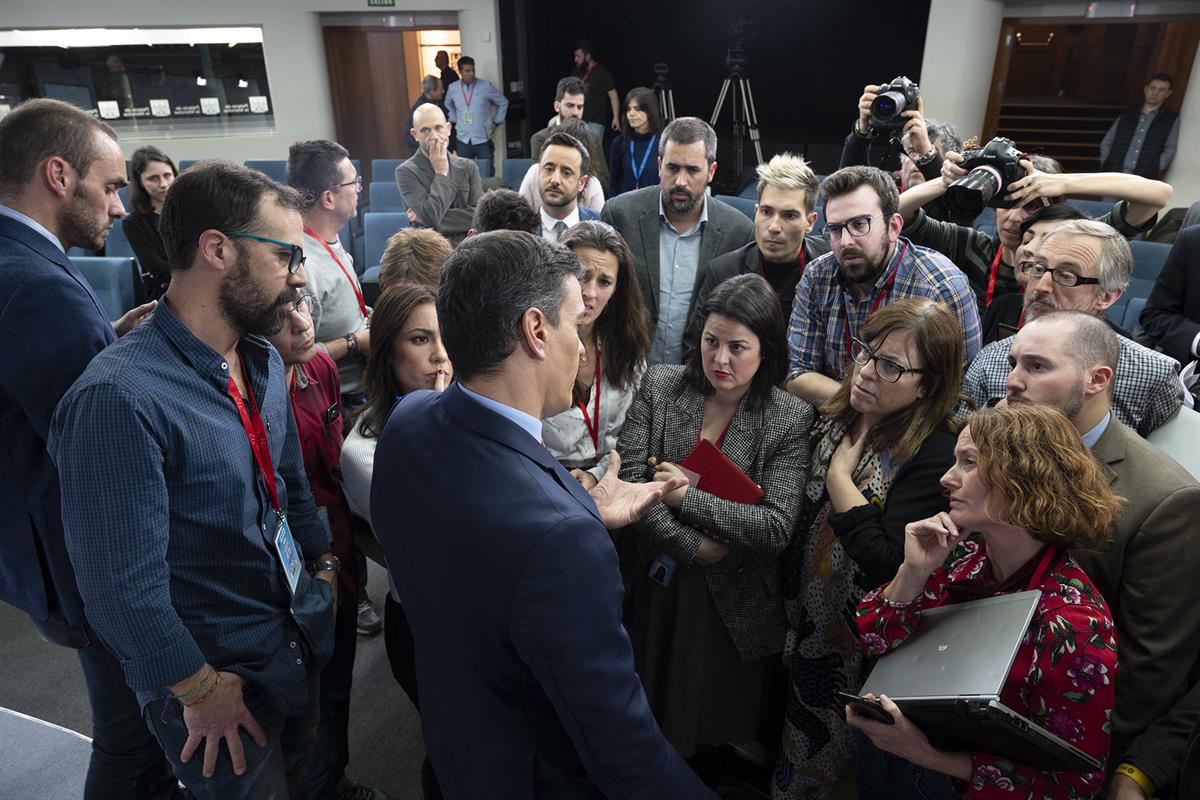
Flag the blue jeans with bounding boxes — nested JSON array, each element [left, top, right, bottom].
[[456, 140, 494, 177], [307, 597, 358, 795], [63, 623, 179, 799], [143, 668, 321, 800], [856, 731, 959, 800]]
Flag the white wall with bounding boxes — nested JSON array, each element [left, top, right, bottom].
[[919, 0, 1006, 142], [922, 0, 1200, 207], [2, 0, 503, 163]]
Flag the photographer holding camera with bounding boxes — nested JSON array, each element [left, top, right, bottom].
[[897, 141, 1172, 313], [841, 80, 974, 226]]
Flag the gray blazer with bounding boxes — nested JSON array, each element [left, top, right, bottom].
[[600, 187, 755, 327], [395, 150, 482, 245], [1072, 417, 1200, 763], [616, 365, 814, 661]]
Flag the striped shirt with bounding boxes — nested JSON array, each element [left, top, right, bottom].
[[787, 236, 982, 382]]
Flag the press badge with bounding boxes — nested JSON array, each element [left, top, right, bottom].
[[272, 515, 303, 594], [461, 111, 473, 125], [649, 554, 677, 588]]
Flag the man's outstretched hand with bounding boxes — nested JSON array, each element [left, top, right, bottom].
[[589, 451, 686, 530]]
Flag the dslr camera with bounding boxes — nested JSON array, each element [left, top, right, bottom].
[[868, 76, 920, 133], [944, 137, 1030, 218]]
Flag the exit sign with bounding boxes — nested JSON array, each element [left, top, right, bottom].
[[367, 0, 395, 6]]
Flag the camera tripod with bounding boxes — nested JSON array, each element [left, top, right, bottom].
[[709, 63, 763, 177], [653, 65, 676, 122]]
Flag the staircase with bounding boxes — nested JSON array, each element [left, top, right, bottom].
[[993, 101, 1124, 172]]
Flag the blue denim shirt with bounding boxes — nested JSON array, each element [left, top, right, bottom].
[[48, 300, 334, 714]]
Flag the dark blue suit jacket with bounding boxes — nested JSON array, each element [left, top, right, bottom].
[[0, 214, 115, 635], [540, 205, 601, 239], [371, 383, 712, 799]]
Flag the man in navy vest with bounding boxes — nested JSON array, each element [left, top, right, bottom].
[[1100, 73, 1180, 179]]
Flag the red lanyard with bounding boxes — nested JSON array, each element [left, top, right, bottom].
[[576, 354, 602, 455], [581, 63, 596, 83], [1027, 545, 1058, 590], [842, 243, 905, 359], [304, 227, 368, 318], [985, 245, 1006, 309], [460, 81, 476, 107], [227, 354, 280, 512], [759, 245, 806, 280]]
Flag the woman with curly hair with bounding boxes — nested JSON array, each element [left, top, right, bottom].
[[849, 403, 1120, 800]]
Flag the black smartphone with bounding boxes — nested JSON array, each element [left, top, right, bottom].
[[836, 691, 895, 725]]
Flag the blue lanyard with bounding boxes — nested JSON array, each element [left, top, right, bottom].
[[629, 134, 657, 185]]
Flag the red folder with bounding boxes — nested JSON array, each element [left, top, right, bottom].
[[680, 438, 765, 505]]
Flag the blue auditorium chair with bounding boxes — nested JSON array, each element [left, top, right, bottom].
[[73, 257, 139, 320], [1129, 240, 1171, 282], [364, 213, 410, 270], [244, 160, 288, 183], [502, 158, 533, 191], [1066, 199, 1113, 219], [715, 195, 756, 221], [104, 219, 135, 259], [372, 159, 406, 183], [368, 182, 407, 212]]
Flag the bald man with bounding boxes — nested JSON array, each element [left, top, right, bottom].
[[395, 103, 483, 245]]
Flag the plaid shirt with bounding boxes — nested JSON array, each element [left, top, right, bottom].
[[964, 330, 1184, 435], [787, 237, 982, 382]]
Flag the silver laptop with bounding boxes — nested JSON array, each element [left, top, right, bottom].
[[859, 590, 1101, 773]]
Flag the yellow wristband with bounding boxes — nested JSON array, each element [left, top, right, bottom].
[[1115, 763, 1155, 796]]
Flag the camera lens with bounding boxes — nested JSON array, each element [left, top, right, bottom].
[[871, 91, 906, 122], [945, 165, 1003, 218]]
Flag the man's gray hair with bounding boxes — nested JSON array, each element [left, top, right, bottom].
[[659, 116, 717, 165], [421, 74, 440, 95], [1042, 218, 1131, 293], [901, 118, 963, 155]]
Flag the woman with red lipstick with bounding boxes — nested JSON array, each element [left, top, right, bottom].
[[542, 221, 650, 487], [616, 273, 814, 776], [849, 404, 1118, 800], [775, 298, 965, 799]]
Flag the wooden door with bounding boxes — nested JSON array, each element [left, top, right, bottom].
[[323, 27, 414, 183]]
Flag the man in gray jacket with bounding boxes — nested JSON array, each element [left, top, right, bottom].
[[396, 103, 482, 245]]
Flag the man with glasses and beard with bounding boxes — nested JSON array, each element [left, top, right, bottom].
[[49, 161, 338, 798], [786, 165, 981, 405], [602, 116, 754, 364]]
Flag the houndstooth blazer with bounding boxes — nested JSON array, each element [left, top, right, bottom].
[[617, 365, 815, 661]]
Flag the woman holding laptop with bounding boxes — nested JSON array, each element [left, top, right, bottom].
[[850, 403, 1120, 799]]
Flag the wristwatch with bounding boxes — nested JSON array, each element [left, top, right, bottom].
[[307, 556, 341, 575], [344, 332, 361, 357]]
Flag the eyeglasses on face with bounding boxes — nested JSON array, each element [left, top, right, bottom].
[[223, 232, 306, 274], [822, 214, 878, 242], [850, 337, 928, 383], [1018, 260, 1101, 288], [331, 176, 363, 192]]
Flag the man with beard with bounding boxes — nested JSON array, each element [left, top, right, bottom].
[[397, 103, 483, 245], [785, 165, 981, 405], [0, 97, 173, 798], [536, 132, 599, 242], [963, 218, 1185, 435], [1004, 310, 1200, 768], [602, 116, 754, 364], [49, 161, 337, 798]]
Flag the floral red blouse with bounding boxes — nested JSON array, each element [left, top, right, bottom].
[[856, 540, 1117, 799]]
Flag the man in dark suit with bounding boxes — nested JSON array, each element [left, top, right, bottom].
[[601, 117, 755, 365], [396, 103, 482, 245], [371, 231, 714, 799], [1005, 310, 1200, 764], [1139, 224, 1200, 372], [536, 131, 600, 242], [686, 152, 831, 356], [0, 98, 167, 796]]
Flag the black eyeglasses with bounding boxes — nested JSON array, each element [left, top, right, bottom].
[[223, 232, 306, 274], [822, 214, 878, 242], [330, 176, 363, 192], [1018, 260, 1101, 288], [850, 337, 928, 383]]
